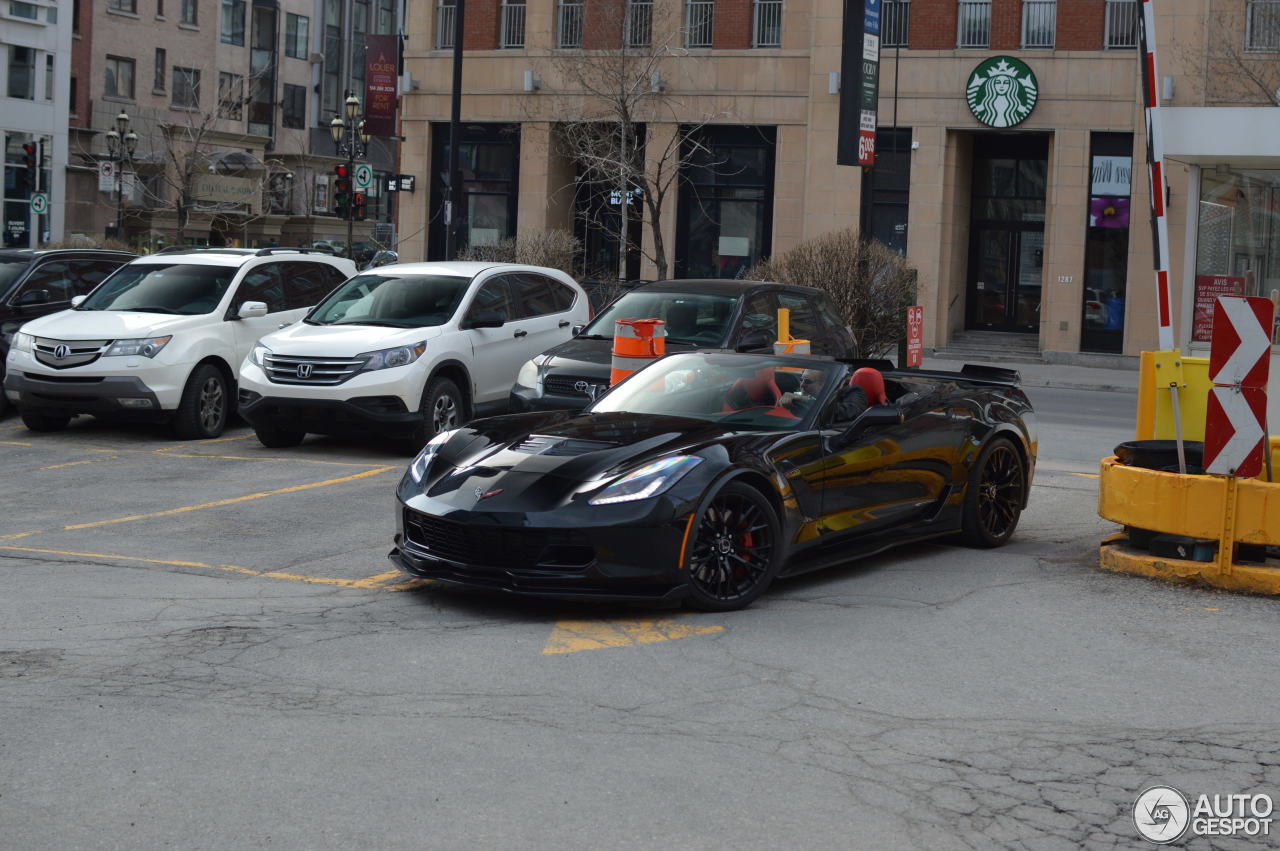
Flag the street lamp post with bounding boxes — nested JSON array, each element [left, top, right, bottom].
[[329, 94, 370, 261], [104, 110, 138, 241]]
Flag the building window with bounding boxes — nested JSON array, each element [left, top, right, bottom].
[[7, 46, 35, 100], [73, 0, 81, 32], [882, 0, 909, 47], [351, 0, 368, 104], [500, 0, 525, 48], [1104, 0, 1138, 48], [436, 0, 455, 49], [1021, 0, 1054, 47], [957, 0, 991, 47], [861, 128, 912, 255], [180, 0, 196, 25], [684, 0, 713, 47], [322, 0, 342, 118], [248, 4, 277, 136], [44, 54, 53, 100], [221, 0, 244, 43], [1082, 133, 1133, 352], [154, 48, 166, 91], [1193, 166, 1280, 343], [752, 0, 782, 47], [107, 0, 137, 13], [70, 76, 78, 114], [173, 66, 200, 108], [556, 0, 582, 48], [282, 83, 306, 128], [626, 0, 653, 47], [1246, 0, 1280, 50], [218, 71, 242, 118], [156, 0, 163, 16], [428, 123, 521, 260], [676, 126, 777, 278], [9, 1, 38, 19], [285, 13, 309, 58], [104, 55, 135, 99]]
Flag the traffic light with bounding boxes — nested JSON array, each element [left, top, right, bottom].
[[352, 192, 367, 221], [20, 143, 37, 194], [333, 164, 351, 219]]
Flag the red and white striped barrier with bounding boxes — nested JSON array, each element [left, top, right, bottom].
[[1138, 0, 1175, 351]]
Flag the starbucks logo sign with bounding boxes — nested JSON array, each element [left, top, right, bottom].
[[966, 56, 1038, 128]]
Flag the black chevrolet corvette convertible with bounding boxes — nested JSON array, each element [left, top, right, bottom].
[[390, 352, 1037, 610]]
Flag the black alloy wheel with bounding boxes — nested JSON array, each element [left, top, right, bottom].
[[686, 482, 782, 611], [173, 364, 229, 439], [960, 437, 1026, 548]]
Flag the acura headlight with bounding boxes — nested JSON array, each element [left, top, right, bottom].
[[408, 428, 459, 482], [249, 343, 271, 367], [12, 331, 34, 352], [515, 358, 539, 390], [360, 341, 427, 372], [589, 455, 703, 506], [104, 335, 172, 358]]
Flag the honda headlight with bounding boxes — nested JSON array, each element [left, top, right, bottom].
[[589, 456, 704, 506], [361, 341, 427, 372], [515, 358, 539, 390], [408, 428, 459, 483], [12, 331, 34, 352], [249, 343, 271, 367], [104, 335, 172, 358]]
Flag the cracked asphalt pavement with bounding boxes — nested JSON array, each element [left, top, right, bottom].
[[3, 387, 1279, 849]]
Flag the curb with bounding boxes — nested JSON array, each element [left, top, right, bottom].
[[1016, 377, 1138, 394]]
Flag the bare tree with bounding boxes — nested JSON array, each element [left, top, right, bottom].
[[1191, 0, 1280, 106], [544, 0, 725, 280]]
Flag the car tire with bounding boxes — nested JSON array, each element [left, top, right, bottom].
[[255, 427, 306, 449], [173, 364, 229, 440], [20, 408, 70, 432], [960, 436, 1026, 548], [410, 376, 464, 447], [685, 481, 783, 612]]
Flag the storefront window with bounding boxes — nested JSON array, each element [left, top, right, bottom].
[[862, 128, 912, 255], [1081, 132, 1133, 353], [1193, 167, 1280, 344], [428, 123, 520, 260]]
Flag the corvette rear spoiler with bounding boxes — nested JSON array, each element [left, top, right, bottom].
[[838, 358, 1021, 386]]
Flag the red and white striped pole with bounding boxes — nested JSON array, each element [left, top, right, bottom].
[[1138, 0, 1175, 351]]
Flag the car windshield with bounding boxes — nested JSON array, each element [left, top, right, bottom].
[[307, 273, 470, 328], [585, 291, 738, 346], [0, 258, 31, 293], [78, 263, 236, 314], [589, 352, 841, 431]]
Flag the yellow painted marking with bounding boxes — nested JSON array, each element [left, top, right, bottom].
[[0, 545, 410, 590], [156, 451, 374, 467], [63, 466, 397, 531], [0, 530, 41, 542], [41, 456, 121, 470], [543, 617, 725, 655], [0, 439, 33, 447], [1070, 472, 1100, 479], [382, 578, 433, 592]]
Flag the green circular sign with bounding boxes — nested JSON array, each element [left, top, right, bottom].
[[30, 193, 48, 214], [966, 56, 1038, 128]]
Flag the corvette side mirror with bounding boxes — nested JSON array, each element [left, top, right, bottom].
[[830, 404, 904, 450]]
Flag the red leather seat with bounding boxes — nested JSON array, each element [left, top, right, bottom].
[[723, 367, 782, 411], [850, 368, 888, 405]]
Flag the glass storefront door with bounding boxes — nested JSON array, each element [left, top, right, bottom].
[[969, 226, 1043, 332]]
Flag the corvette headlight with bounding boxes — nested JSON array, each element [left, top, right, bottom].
[[249, 343, 271, 367], [12, 331, 34, 352], [104, 335, 172, 358], [360, 341, 427, 372], [408, 428, 459, 483], [589, 455, 703, 506], [514, 358, 539, 390]]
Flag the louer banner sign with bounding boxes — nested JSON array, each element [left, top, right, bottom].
[[364, 34, 398, 138]]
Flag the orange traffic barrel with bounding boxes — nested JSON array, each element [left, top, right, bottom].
[[610, 318, 667, 386]]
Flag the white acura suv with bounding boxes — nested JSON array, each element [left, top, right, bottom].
[[4, 248, 356, 438], [236, 261, 590, 448]]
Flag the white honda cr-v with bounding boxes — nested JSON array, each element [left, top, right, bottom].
[[4, 248, 356, 438], [236, 261, 590, 448]]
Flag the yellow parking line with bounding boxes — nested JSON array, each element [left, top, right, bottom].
[[0, 530, 41, 542], [0, 439, 33, 447], [41, 456, 121, 470], [157, 451, 377, 468], [63, 466, 398, 531], [0, 544, 412, 589], [1070, 472, 1101, 479]]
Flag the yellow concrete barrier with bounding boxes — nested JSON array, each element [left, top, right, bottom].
[[1135, 350, 1212, 441]]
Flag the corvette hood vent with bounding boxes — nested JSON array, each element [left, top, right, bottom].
[[511, 436, 618, 456]]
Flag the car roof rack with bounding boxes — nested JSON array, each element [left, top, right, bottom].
[[154, 247, 257, 255], [254, 247, 334, 256]]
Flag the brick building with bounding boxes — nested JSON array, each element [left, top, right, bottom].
[[399, 0, 1280, 359]]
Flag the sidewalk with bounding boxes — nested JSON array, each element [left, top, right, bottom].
[[922, 356, 1140, 394]]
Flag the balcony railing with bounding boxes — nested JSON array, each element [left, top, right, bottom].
[[501, 0, 525, 48], [882, 0, 909, 47], [1247, 0, 1280, 50], [436, 0, 454, 49], [626, 0, 653, 47], [957, 0, 991, 47], [1022, 0, 1055, 47], [1104, 0, 1138, 48], [685, 0, 714, 48], [753, 0, 782, 47], [556, 0, 583, 47]]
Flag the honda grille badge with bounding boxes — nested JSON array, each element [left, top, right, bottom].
[[53, 344, 70, 359], [296, 363, 313, 379]]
